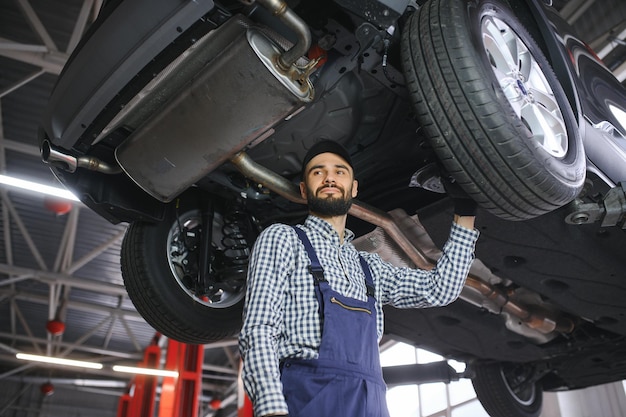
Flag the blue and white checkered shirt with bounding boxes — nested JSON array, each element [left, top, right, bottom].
[[239, 215, 479, 416]]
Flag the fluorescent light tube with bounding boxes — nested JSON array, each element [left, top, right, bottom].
[[0, 174, 79, 201], [16, 353, 103, 369], [112, 365, 179, 377]]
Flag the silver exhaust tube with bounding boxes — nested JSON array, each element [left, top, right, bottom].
[[229, 151, 575, 335], [41, 140, 122, 175], [255, 0, 312, 70], [41, 140, 78, 172]]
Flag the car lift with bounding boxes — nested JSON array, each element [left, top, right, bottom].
[[116, 335, 204, 417]]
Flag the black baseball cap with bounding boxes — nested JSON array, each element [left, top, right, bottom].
[[301, 140, 353, 177]]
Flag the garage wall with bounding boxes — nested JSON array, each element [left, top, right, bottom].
[[556, 381, 626, 417]]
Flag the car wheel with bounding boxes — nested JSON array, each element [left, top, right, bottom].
[[471, 362, 543, 417], [401, 0, 585, 220], [121, 191, 249, 344]]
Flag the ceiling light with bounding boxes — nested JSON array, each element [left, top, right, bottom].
[[0, 174, 79, 201], [16, 353, 103, 369], [112, 365, 179, 378]]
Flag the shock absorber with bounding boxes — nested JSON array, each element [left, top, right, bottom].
[[221, 203, 251, 268]]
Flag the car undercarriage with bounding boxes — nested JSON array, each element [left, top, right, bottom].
[[38, 0, 626, 416]]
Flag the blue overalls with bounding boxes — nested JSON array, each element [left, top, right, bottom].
[[280, 227, 390, 417]]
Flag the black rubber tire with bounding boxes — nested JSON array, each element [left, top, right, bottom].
[[401, 0, 585, 220], [472, 362, 543, 417], [121, 193, 245, 344]]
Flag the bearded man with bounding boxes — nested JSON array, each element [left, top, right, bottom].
[[239, 140, 479, 417]]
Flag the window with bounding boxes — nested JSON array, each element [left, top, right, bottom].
[[380, 341, 489, 417]]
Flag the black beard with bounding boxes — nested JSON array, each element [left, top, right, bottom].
[[307, 194, 353, 216]]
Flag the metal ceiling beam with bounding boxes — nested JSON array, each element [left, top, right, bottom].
[[103, 300, 122, 350], [66, 229, 126, 275], [0, 275, 33, 286], [4, 375, 128, 388], [595, 25, 626, 60], [10, 298, 42, 354], [0, 288, 142, 320], [67, 0, 96, 54], [0, 262, 128, 296], [16, 0, 58, 52], [118, 315, 142, 351], [559, 0, 597, 25], [0, 334, 142, 360], [0, 137, 40, 158], [0, 38, 66, 75], [0, 40, 47, 52], [0, 383, 32, 415], [0, 363, 35, 380], [1, 191, 48, 270], [0, 68, 45, 99], [54, 207, 79, 273], [58, 314, 118, 357], [201, 363, 238, 376], [92, 0, 103, 21], [203, 338, 239, 349]]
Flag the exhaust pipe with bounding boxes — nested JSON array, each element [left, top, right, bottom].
[[230, 151, 575, 335], [255, 0, 312, 71], [41, 140, 122, 175]]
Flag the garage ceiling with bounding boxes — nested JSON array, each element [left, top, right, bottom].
[[0, 0, 625, 416]]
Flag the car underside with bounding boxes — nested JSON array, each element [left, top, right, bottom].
[[380, 189, 626, 390], [39, 0, 626, 416]]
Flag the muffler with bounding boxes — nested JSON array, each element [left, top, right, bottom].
[[115, 11, 315, 202]]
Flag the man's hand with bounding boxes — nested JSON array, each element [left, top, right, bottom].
[[441, 175, 478, 217]]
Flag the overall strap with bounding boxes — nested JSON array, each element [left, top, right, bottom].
[[292, 227, 326, 285], [358, 255, 376, 298], [292, 226, 375, 299], [292, 226, 327, 334]]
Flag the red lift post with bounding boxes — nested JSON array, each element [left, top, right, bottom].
[[116, 343, 160, 417], [117, 337, 204, 417], [158, 339, 204, 417]]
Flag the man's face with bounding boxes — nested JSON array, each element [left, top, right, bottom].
[[300, 152, 358, 217]]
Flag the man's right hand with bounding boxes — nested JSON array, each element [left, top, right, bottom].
[[441, 175, 478, 217]]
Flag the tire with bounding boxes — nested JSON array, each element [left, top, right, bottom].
[[121, 191, 250, 344], [401, 0, 585, 220], [471, 362, 543, 417]]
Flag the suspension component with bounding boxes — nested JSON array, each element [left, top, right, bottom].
[[199, 195, 215, 296], [564, 183, 626, 228], [166, 194, 250, 309], [221, 203, 252, 268]]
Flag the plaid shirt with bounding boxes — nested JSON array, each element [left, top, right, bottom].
[[239, 215, 479, 416]]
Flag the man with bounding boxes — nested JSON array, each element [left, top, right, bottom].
[[239, 140, 479, 417]]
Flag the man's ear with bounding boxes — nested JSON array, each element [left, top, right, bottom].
[[352, 180, 358, 198], [300, 182, 307, 200]]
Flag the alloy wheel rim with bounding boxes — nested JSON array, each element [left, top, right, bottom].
[[482, 15, 568, 158], [166, 209, 245, 308]]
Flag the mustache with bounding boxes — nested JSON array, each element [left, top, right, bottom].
[[316, 184, 344, 194]]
